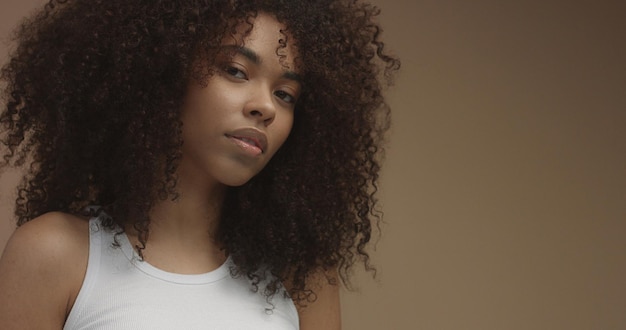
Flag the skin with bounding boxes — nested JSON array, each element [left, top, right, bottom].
[[0, 212, 89, 329], [0, 13, 340, 329]]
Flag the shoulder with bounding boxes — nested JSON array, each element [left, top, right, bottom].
[[10, 211, 88, 243], [3, 212, 89, 268], [0, 212, 89, 328], [291, 269, 342, 330], [1, 211, 90, 291]]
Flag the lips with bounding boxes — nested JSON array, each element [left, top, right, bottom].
[[225, 128, 268, 155]]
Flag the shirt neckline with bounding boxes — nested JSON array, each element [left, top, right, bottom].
[[110, 220, 232, 285]]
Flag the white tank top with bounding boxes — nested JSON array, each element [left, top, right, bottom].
[[64, 217, 299, 329]]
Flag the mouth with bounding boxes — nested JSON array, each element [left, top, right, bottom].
[[226, 128, 268, 156]]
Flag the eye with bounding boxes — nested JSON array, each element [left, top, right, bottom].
[[274, 90, 297, 104], [224, 65, 247, 80]]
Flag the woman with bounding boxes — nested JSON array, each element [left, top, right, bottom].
[[0, 0, 399, 328]]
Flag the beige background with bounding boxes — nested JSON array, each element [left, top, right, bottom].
[[1, 1, 625, 329]]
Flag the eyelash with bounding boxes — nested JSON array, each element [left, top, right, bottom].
[[224, 65, 247, 79], [274, 90, 296, 104], [223, 65, 297, 105]]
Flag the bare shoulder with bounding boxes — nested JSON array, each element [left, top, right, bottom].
[[0, 212, 89, 329], [293, 269, 342, 330], [9, 211, 88, 247], [2, 212, 89, 271]]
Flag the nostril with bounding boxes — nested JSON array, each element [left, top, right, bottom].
[[250, 110, 263, 117]]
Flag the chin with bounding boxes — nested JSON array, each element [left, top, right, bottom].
[[219, 172, 259, 187], [223, 179, 251, 187]]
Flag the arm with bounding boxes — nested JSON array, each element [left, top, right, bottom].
[[296, 270, 342, 330], [0, 212, 88, 330]]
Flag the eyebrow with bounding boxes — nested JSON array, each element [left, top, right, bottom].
[[220, 45, 302, 82]]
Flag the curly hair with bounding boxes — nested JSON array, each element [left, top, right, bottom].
[[0, 0, 399, 303]]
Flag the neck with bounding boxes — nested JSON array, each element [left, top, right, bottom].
[[128, 173, 228, 274], [148, 181, 225, 240]]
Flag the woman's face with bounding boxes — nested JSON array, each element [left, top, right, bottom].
[[178, 13, 301, 188]]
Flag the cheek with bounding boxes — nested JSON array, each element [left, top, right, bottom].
[[279, 114, 295, 142], [269, 115, 294, 154]]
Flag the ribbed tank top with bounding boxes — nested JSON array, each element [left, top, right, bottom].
[[63, 216, 299, 329]]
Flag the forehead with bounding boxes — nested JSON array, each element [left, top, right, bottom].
[[221, 12, 301, 69], [228, 12, 286, 41]]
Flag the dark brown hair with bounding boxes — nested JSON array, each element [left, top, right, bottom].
[[0, 0, 399, 303]]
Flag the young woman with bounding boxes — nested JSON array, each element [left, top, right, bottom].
[[0, 0, 399, 329]]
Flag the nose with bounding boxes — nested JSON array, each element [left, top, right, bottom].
[[243, 88, 276, 126]]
